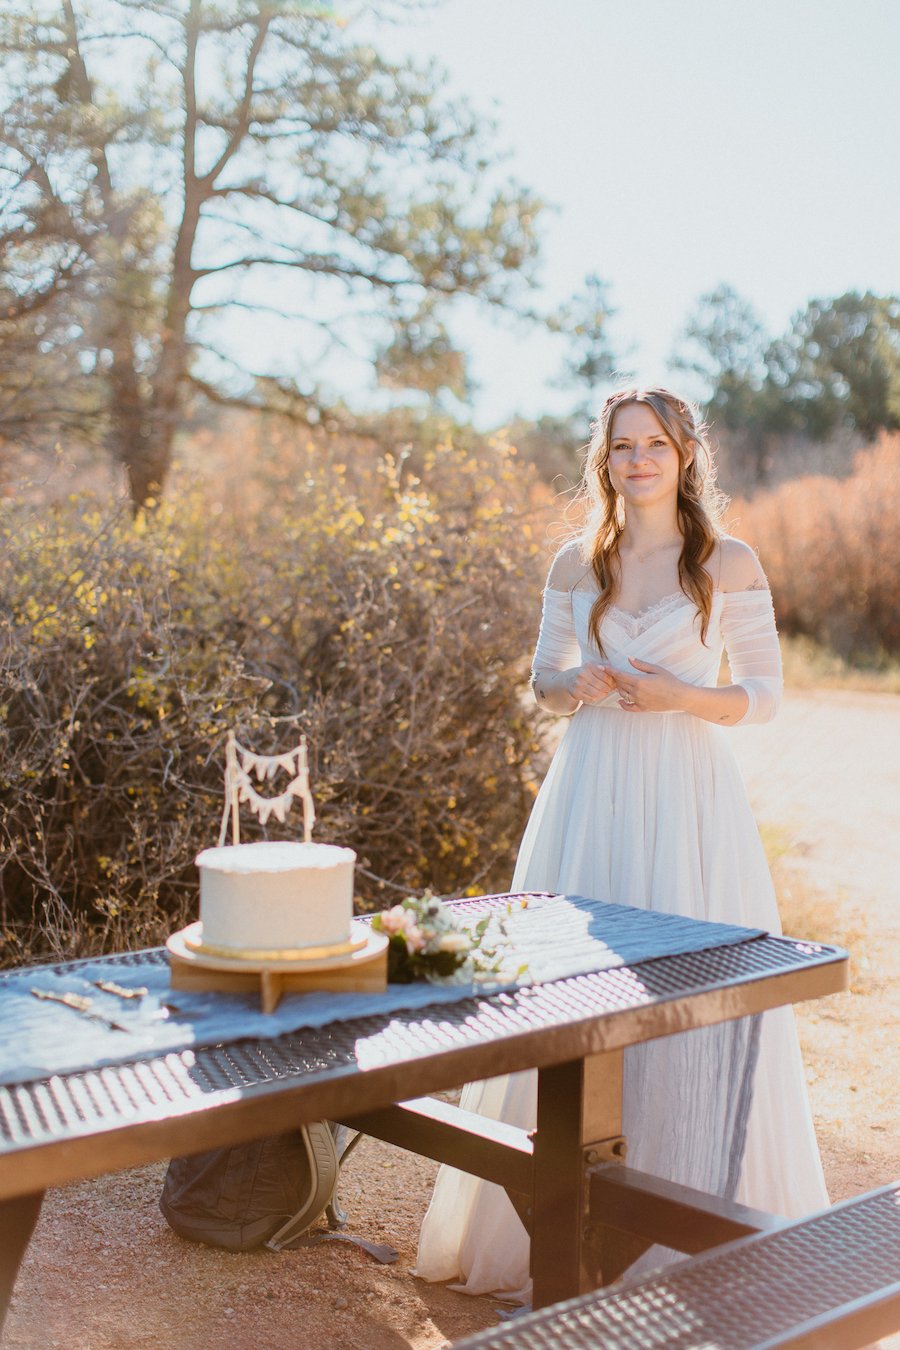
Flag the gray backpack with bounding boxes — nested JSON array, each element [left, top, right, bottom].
[[159, 1122, 357, 1251]]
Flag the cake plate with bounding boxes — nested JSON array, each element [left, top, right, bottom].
[[166, 920, 389, 1013]]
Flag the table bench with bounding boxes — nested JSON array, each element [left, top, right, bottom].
[[450, 1183, 900, 1350], [0, 901, 850, 1335]]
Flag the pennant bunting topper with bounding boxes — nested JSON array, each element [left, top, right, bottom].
[[218, 733, 316, 846]]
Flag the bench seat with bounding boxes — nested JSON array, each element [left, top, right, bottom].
[[451, 1184, 900, 1350]]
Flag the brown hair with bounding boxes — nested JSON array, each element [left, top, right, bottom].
[[577, 386, 725, 652]]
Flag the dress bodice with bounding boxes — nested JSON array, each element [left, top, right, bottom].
[[574, 588, 724, 688], [533, 585, 783, 725]]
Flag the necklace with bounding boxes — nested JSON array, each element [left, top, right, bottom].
[[622, 537, 682, 564]]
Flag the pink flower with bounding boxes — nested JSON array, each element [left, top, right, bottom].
[[380, 905, 409, 936], [403, 921, 426, 953]]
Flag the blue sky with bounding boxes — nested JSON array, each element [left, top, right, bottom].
[[362, 0, 900, 425]]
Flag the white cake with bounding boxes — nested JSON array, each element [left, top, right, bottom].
[[194, 840, 356, 955]]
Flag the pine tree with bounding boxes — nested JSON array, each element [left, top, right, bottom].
[[0, 0, 543, 504]]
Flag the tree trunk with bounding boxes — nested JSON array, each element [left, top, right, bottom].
[[123, 426, 174, 510], [129, 0, 204, 511]]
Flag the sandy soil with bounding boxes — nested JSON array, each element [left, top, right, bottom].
[[4, 689, 899, 1350]]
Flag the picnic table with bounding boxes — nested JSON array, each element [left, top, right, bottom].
[[0, 893, 848, 1331]]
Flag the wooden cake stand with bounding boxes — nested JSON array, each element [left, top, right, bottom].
[[166, 920, 389, 1013]]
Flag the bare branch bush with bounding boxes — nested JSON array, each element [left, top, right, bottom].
[[729, 433, 900, 660], [0, 430, 549, 964]]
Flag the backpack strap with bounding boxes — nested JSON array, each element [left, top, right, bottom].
[[264, 1122, 339, 1251]]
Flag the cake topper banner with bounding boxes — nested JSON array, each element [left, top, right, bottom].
[[218, 732, 316, 846]]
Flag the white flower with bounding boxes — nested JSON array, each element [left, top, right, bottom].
[[437, 932, 471, 954]]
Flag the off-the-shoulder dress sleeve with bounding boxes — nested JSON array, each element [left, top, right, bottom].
[[721, 588, 783, 725], [531, 588, 582, 674]]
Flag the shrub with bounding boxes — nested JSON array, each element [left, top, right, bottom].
[[730, 434, 900, 659], [0, 436, 548, 965]]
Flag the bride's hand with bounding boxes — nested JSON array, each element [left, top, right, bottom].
[[564, 663, 617, 704], [613, 657, 687, 712]]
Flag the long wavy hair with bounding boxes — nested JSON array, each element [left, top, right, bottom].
[[577, 386, 726, 653]]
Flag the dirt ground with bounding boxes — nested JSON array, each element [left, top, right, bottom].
[[4, 689, 899, 1350]]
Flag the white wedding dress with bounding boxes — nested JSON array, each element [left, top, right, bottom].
[[416, 564, 829, 1302]]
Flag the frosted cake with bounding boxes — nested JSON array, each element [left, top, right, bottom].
[[193, 840, 357, 956]]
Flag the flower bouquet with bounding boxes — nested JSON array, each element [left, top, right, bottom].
[[371, 893, 527, 985]]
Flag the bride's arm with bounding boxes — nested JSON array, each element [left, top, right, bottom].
[[529, 547, 615, 715], [616, 661, 754, 724], [715, 539, 783, 725], [529, 587, 582, 714]]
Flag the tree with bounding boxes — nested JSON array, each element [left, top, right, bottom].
[[670, 284, 782, 483], [0, 271, 88, 465], [671, 284, 771, 430], [0, 94, 100, 463], [0, 1, 543, 505], [374, 296, 472, 406], [674, 286, 900, 446], [554, 272, 617, 417], [766, 292, 900, 441]]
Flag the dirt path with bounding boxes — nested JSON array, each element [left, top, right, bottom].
[[731, 688, 900, 924], [731, 690, 899, 1260], [5, 691, 899, 1350]]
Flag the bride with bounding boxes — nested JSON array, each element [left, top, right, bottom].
[[416, 386, 829, 1302]]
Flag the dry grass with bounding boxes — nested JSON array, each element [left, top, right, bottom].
[[761, 822, 873, 993], [780, 635, 900, 693]]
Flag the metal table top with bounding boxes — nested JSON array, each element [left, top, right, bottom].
[[0, 911, 848, 1202]]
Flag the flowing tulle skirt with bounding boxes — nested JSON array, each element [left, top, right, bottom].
[[416, 706, 828, 1301]]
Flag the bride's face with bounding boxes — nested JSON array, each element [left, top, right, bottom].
[[607, 403, 686, 508]]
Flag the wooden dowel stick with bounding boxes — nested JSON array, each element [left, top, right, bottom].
[[227, 731, 240, 846], [298, 736, 316, 844]]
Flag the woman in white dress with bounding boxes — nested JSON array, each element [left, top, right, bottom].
[[416, 386, 828, 1303]]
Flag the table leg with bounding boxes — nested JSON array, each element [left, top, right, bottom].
[[532, 1050, 627, 1309], [0, 1191, 44, 1333]]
